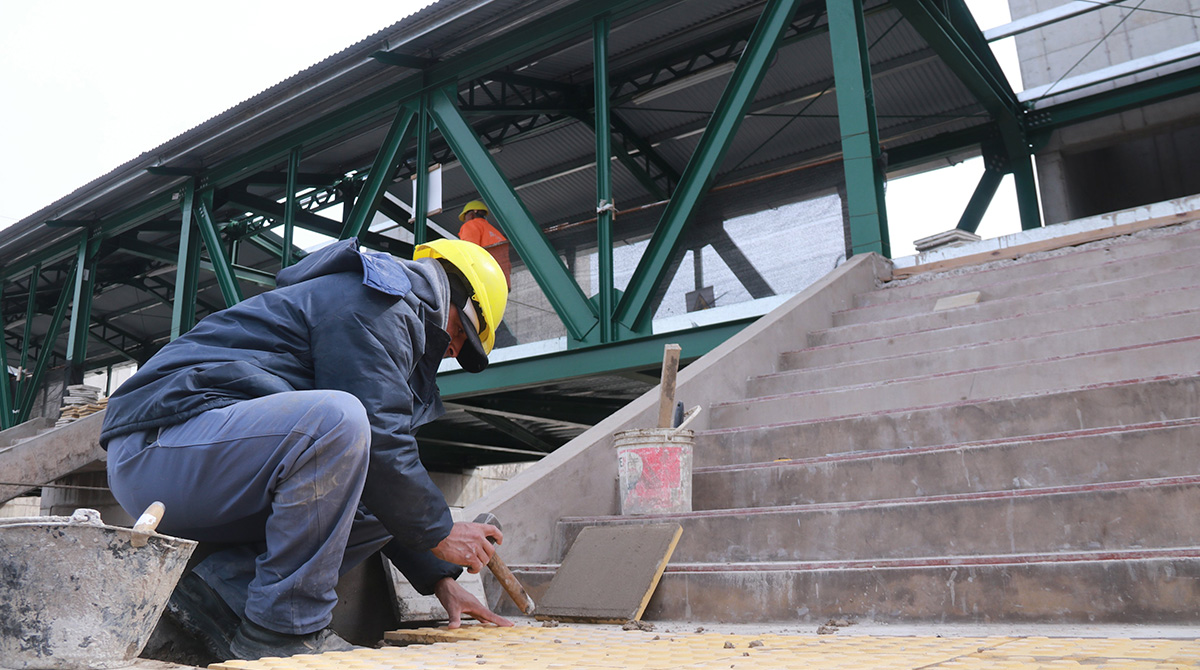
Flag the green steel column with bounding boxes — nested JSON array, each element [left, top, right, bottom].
[[341, 104, 417, 240], [1011, 150, 1042, 230], [414, 96, 431, 247], [828, 0, 890, 258], [17, 265, 39, 405], [615, 0, 800, 333], [172, 184, 201, 338], [0, 281, 12, 429], [283, 147, 301, 268], [195, 197, 245, 307], [956, 167, 1004, 233], [594, 15, 615, 343], [18, 264, 77, 423], [65, 233, 98, 378], [428, 86, 599, 342]]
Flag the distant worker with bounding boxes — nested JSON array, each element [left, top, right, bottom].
[[458, 200, 511, 288], [100, 238, 513, 661]]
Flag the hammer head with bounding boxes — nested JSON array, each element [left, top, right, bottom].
[[473, 512, 502, 532]]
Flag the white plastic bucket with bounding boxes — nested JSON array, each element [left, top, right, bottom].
[[615, 407, 700, 515]]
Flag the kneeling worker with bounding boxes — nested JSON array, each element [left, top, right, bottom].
[[100, 238, 512, 660]]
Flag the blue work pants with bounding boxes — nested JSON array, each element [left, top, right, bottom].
[[106, 390, 391, 635]]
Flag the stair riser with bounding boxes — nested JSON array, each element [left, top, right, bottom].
[[828, 263, 1198, 332], [694, 422, 1200, 509], [559, 483, 1200, 563], [842, 247, 1200, 323], [715, 339, 1200, 429], [760, 310, 1199, 395], [793, 286, 1199, 368], [855, 225, 1200, 307], [652, 560, 1200, 623], [698, 376, 1200, 466]]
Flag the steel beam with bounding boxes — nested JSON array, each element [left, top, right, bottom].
[[462, 410, 557, 453], [0, 284, 12, 429], [225, 189, 411, 257], [890, 0, 1040, 230], [438, 318, 749, 398], [614, 0, 800, 333], [194, 199, 244, 307], [65, 234, 97, 376], [17, 267, 40, 405], [17, 264, 76, 423], [428, 86, 599, 342], [414, 96, 431, 246], [283, 147, 301, 268], [957, 166, 1004, 233], [342, 104, 417, 240], [595, 15, 616, 344], [172, 185, 201, 339], [828, 0, 889, 257], [203, 0, 658, 192]]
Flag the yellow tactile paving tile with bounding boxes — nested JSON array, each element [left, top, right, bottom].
[[208, 625, 1200, 670]]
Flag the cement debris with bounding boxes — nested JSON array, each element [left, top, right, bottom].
[[209, 623, 1200, 670]]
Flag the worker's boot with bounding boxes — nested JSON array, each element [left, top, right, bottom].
[[163, 571, 240, 661], [229, 620, 357, 659]]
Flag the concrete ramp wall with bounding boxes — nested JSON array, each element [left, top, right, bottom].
[[463, 253, 892, 564]]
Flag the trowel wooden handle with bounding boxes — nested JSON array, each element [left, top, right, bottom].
[[486, 552, 537, 616], [130, 501, 165, 548], [474, 512, 536, 615], [133, 501, 166, 534]]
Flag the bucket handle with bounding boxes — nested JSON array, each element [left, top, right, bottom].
[[671, 405, 702, 435]]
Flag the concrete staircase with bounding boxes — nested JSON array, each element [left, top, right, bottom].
[[493, 218, 1200, 624]]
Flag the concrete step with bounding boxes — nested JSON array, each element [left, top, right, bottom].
[[793, 283, 1199, 369], [831, 257, 1200, 329], [557, 475, 1200, 564], [854, 222, 1200, 309], [696, 374, 1200, 467], [765, 308, 1199, 392], [715, 337, 1200, 429], [693, 418, 1200, 510], [508, 549, 1200, 622]]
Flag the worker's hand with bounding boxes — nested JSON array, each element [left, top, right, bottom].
[[431, 521, 503, 574], [433, 576, 514, 629]]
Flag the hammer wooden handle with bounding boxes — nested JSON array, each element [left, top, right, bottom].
[[487, 553, 536, 615]]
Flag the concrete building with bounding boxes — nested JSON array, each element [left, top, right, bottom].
[[1005, 0, 1200, 222]]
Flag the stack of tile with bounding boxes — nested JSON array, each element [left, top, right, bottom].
[[55, 385, 107, 428]]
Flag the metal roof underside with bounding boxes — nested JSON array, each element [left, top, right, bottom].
[[0, 0, 1081, 469]]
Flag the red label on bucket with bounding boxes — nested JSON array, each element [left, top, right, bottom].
[[618, 443, 692, 515]]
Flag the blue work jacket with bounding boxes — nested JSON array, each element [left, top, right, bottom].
[[101, 239, 458, 579]]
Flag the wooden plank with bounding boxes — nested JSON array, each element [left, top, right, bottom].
[[656, 344, 681, 429]]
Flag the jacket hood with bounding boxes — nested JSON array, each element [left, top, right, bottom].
[[277, 238, 449, 330]]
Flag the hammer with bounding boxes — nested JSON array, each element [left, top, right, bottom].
[[473, 512, 536, 615]]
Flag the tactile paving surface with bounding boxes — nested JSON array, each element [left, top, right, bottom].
[[208, 625, 1200, 670]]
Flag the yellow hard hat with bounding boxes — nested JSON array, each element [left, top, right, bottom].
[[414, 239, 508, 359], [458, 199, 489, 222]]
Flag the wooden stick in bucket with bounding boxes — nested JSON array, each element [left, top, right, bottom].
[[657, 344, 681, 429]]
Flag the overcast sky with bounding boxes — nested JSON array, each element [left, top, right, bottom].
[[0, 0, 1020, 257]]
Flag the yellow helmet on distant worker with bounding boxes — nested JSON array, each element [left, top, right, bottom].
[[414, 239, 507, 356], [458, 199, 489, 222]]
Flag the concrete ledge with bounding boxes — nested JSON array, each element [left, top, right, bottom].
[[0, 411, 105, 505], [892, 192, 1200, 278], [465, 253, 892, 565]]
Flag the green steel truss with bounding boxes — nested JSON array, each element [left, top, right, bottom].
[[2, 0, 1195, 442]]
